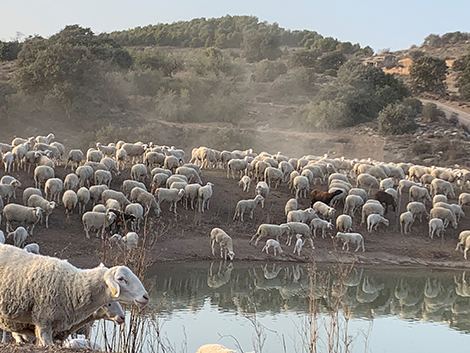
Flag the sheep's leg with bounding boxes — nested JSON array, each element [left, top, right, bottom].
[[211, 240, 216, 256], [35, 326, 53, 346], [45, 215, 49, 228]]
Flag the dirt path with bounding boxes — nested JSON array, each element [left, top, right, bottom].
[[420, 99, 470, 126]]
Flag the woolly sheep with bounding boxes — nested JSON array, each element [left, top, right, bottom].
[[115, 148, 128, 170], [210, 228, 235, 260], [250, 224, 291, 246], [238, 175, 251, 192], [293, 175, 310, 199], [367, 214, 389, 233], [144, 151, 166, 169], [94, 169, 112, 187], [284, 222, 314, 248], [343, 194, 364, 217], [130, 163, 148, 183], [35, 133, 55, 144], [3, 204, 42, 235], [75, 165, 94, 188], [170, 181, 188, 190], [300, 169, 313, 184], [379, 178, 394, 191], [450, 204, 465, 222], [287, 208, 317, 224], [285, 198, 298, 217], [105, 198, 121, 212], [101, 190, 131, 210], [33, 165, 54, 190], [96, 142, 117, 158], [336, 214, 352, 233], [336, 232, 365, 252], [176, 166, 202, 184], [430, 178, 455, 198], [151, 173, 170, 193], [125, 203, 144, 231], [22, 187, 42, 206], [66, 149, 84, 171], [433, 194, 448, 205], [356, 173, 379, 195], [121, 180, 147, 197], [64, 173, 79, 192], [183, 183, 202, 210], [409, 185, 432, 205], [92, 204, 106, 213], [233, 195, 264, 222], [165, 174, 188, 188], [0, 246, 148, 346], [77, 187, 91, 214], [456, 231, 470, 252], [406, 201, 428, 222], [89, 185, 108, 206], [86, 148, 103, 163], [459, 193, 470, 207], [361, 202, 385, 224], [310, 218, 334, 239], [198, 182, 214, 213], [328, 173, 349, 185], [255, 181, 269, 208], [279, 161, 295, 183], [82, 211, 117, 239], [348, 188, 368, 203], [24, 243, 40, 254], [264, 167, 283, 189], [293, 234, 305, 256], [428, 218, 445, 239], [429, 207, 458, 229], [163, 155, 180, 172], [288, 171, 300, 190], [100, 157, 120, 175], [312, 201, 335, 221], [131, 188, 161, 216], [110, 232, 139, 250], [400, 211, 414, 235], [0, 180, 21, 204], [44, 178, 63, 204], [23, 150, 43, 173], [122, 143, 147, 164], [27, 195, 56, 228], [2, 152, 13, 173], [397, 179, 422, 195], [7, 226, 28, 248], [262, 239, 283, 256]]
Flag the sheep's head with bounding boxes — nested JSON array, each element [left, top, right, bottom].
[[295, 233, 302, 240], [110, 234, 122, 242], [96, 302, 125, 325], [103, 266, 149, 307]]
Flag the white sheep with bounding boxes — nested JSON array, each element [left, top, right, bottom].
[[336, 214, 352, 233], [101, 190, 131, 210], [406, 201, 428, 222], [184, 183, 202, 210], [288, 171, 300, 190], [336, 232, 365, 252], [86, 148, 103, 163], [2, 151, 13, 173], [153, 188, 184, 214], [284, 198, 298, 217], [35, 133, 55, 144], [89, 185, 108, 206], [24, 243, 40, 254], [44, 178, 63, 204], [430, 178, 455, 198], [66, 149, 84, 171], [456, 231, 470, 252], [176, 166, 202, 184], [264, 167, 283, 189], [459, 193, 470, 207], [100, 156, 120, 175], [92, 204, 106, 212], [312, 201, 335, 221], [75, 165, 94, 188], [255, 181, 269, 208], [130, 188, 161, 216], [428, 218, 445, 239], [397, 179, 422, 195], [198, 182, 214, 213], [287, 208, 317, 224], [293, 234, 305, 256], [121, 180, 147, 197], [433, 194, 448, 205], [27, 194, 56, 228], [0, 246, 148, 346], [262, 239, 283, 256], [115, 148, 128, 170], [361, 202, 385, 224], [210, 228, 235, 260], [348, 188, 368, 203], [400, 211, 414, 235], [379, 177, 394, 191], [429, 207, 458, 229], [77, 187, 91, 214], [163, 155, 180, 172], [143, 151, 166, 169], [233, 195, 264, 222], [450, 204, 465, 222], [0, 179, 21, 204], [63, 173, 79, 192], [293, 175, 310, 199], [82, 211, 117, 239], [409, 185, 432, 206], [96, 142, 117, 158], [3, 204, 43, 235], [7, 226, 28, 248], [284, 221, 314, 248], [110, 232, 139, 250], [22, 187, 42, 206], [94, 169, 112, 187], [125, 203, 144, 231], [130, 163, 148, 183], [310, 218, 334, 238], [238, 175, 251, 192], [165, 174, 188, 188], [343, 194, 364, 217], [105, 198, 121, 212], [367, 214, 389, 233], [356, 173, 379, 195], [250, 224, 291, 246]]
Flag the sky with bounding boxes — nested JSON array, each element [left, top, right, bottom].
[[0, 0, 469, 52]]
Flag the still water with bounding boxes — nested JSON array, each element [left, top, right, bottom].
[[95, 261, 470, 353]]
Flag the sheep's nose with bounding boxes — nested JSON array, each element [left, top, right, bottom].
[[142, 293, 149, 302], [117, 315, 125, 324]]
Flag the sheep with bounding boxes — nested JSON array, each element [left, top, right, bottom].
[[77, 187, 91, 214], [86, 148, 103, 163], [50, 141, 65, 162], [101, 190, 131, 210], [0, 246, 148, 346], [110, 232, 139, 250], [176, 166, 202, 184], [75, 165, 94, 188], [94, 169, 112, 187], [121, 180, 147, 198], [125, 203, 144, 231], [459, 193, 470, 207], [300, 169, 313, 185], [3, 204, 43, 235], [262, 239, 283, 256], [105, 198, 121, 212], [292, 175, 309, 200], [336, 214, 352, 233], [428, 218, 445, 239], [2, 151, 13, 173], [238, 175, 251, 192], [7, 226, 28, 248], [169, 181, 188, 191], [100, 157, 120, 176], [130, 188, 161, 216], [343, 195, 364, 218], [233, 195, 264, 222], [293, 234, 305, 256], [348, 188, 368, 203], [456, 231, 470, 252], [279, 161, 295, 183], [35, 133, 55, 144], [163, 155, 180, 172], [210, 228, 235, 260], [285, 198, 298, 217], [0, 180, 21, 204], [92, 204, 106, 213], [429, 207, 458, 229], [115, 148, 128, 170], [59, 190, 77, 219], [143, 151, 166, 169], [379, 177, 394, 191], [409, 185, 432, 206], [263, 167, 283, 189], [310, 189, 343, 207], [27, 195, 56, 228], [310, 218, 334, 239], [250, 224, 291, 246], [375, 190, 396, 214], [130, 163, 148, 183], [24, 243, 40, 254], [66, 149, 84, 171], [464, 237, 470, 260], [165, 174, 188, 188], [96, 142, 117, 158], [89, 185, 108, 206], [312, 201, 336, 221], [33, 165, 54, 190], [82, 211, 117, 239], [183, 183, 201, 210], [198, 182, 214, 213], [336, 232, 365, 252], [0, 231, 3, 245], [356, 173, 380, 195], [367, 214, 389, 233], [430, 178, 455, 198], [361, 202, 385, 224], [45, 178, 63, 204], [11, 136, 35, 147], [63, 173, 79, 192], [255, 181, 269, 208], [0, 143, 12, 153], [433, 194, 448, 206], [400, 211, 414, 235], [22, 187, 42, 206], [284, 222, 314, 248], [450, 204, 465, 222], [406, 201, 428, 222], [397, 179, 422, 195], [151, 173, 170, 193]]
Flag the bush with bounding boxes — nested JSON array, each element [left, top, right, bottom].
[[403, 97, 423, 116], [422, 102, 445, 123], [412, 141, 433, 156], [0, 41, 22, 61], [206, 127, 256, 151], [254, 59, 288, 82], [409, 56, 448, 93], [408, 49, 425, 61], [377, 103, 417, 135]]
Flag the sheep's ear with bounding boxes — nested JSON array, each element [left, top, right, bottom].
[[105, 269, 121, 298]]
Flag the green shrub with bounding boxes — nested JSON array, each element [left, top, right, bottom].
[[377, 103, 417, 135], [254, 59, 288, 82], [422, 102, 445, 123], [403, 97, 423, 116]]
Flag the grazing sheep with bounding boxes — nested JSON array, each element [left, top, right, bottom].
[[409, 185, 432, 206], [456, 231, 470, 252], [459, 193, 470, 207], [66, 149, 84, 172], [284, 222, 314, 248], [130, 188, 161, 216], [96, 142, 117, 158], [92, 204, 106, 213], [143, 151, 166, 169], [183, 183, 202, 210], [429, 207, 458, 229], [348, 188, 368, 203], [89, 185, 108, 206], [163, 155, 180, 172], [130, 163, 148, 183], [105, 198, 121, 212], [100, 157, 120, 176], [0, 246, 148, 346], [7, 226, 28, 248], [24, 243, 40, 254], [262, 239, 283, 256], [238, 175, 251, 192], [379, 178, 394, 191], [293, 234, 305, 256], [397, 179, 422, 195], [255, 181, 269, 208], [110, 232, 139, 250], [433, 194, 448, 206], [22, 187, 42, 206], [406, 201, 428, 222], [430, 178, 455, 198], [356, 173, 380, 195], [3, 204, 43, 235], [35, 133, 55, 144], [375, 190, 397, 214], [176, 166, 202, 184], [115, 148, 128, 170], [82, 211, 117, 239], [367, 214, 389, 233], [151, 173, 170, 193], [27, 194, 56, 228], [400, 211, 414, 235], [121, 180, 147, 198], [94, 170, 112, 187], [336, 214, 353, 233], [293, 175, 309, 199], [33, 165, 55, 190], [285, 198, 298, 217], [429, 218, 445, 239], [198, 182, 214, 213], [264, 167, 283, 189], [450, 204, 465, 222], [361, 202, 385, 224], [310, 218, 334, 239], [44, 178, 63, 204], [75, 165, 94, 188], [312, 201, 336, 221], [101, 190, 131, 210], [233, 195, 264, 222], [125, 203, 144, 231], [343, 195, 364, 217], [2, 152, 13, 173], [61, 190, 78, 218], [336, 232, 365, 252], [287, 208, 317, 224], [63, 173, 79, 192], [0, 180, 21, 204], [77, 187, 91, 214], [250, 224, 291, 246], [210, 228, 235, 260], [310, 189, 343, 207]]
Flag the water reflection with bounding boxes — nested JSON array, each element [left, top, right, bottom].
[[146, 261, 470, 333]]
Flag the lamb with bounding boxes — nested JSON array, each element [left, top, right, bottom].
[[343, 195, 364, 217], [400, 211, 414, 235], [433, 194, 448, 205], [375, 190, 396, 214], [77, 187, 91, 214], [89, 185, 108, 206], [406, 201, 428, 222], [310, 189, 343, 207], [428, 218, 445, 239], [262, 239, 283, 256], [0, 180, 21, 204], [233, 195, 264, 222], [409, 185, 432, 206], [429, 207, 458, 229], [255, 181, 269, 208], [94, 170, 112, 187], [210, 228, 235, 260], [284, 222, 314, 248], [24, 243, 40, 254], [336, 214, 352, 233], [367, 214, 389, 233], [27, 195, 56, 228], [356, 173, 380, 195], [62, 190, 78, 218], [121, 180, 147, 197], [7, 226, 28, 248], [82, 211, 117, 239], [2, 151, 13, 173], [198, 182, 214, 213], [293, 234, 305, 256], [66, 149, 84, 171], [0, 246, 148, 346], [3, 204, 43, 235], [456, 231, 470, 252], [75, 165, 94, 188], [125, 203, 144, 231], [45, 178, 63, 204], [64, 173, 80, 192], [22, 187, 42, 206], [130, 188, 161, 216], [130, 163, 148, 183], [238, 175, 251, 192], [430, 178, 455, 198], [310, 218, 334, 239], [110, 232, 139, 250], [312, 201, 336, 221], [361, 202, 385, 224], [250, 224, 291, 246], [285, 198, 298, 217], [336, 232, 365, 252]]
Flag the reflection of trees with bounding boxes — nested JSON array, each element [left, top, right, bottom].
[[145, 262, 470, 334]]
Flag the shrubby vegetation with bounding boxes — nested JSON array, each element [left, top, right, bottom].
[[423, 32, 470, 48], [409, 56, 448, 93], [0, 41, 22, 61], [453, 53, 470, 100], [421, 102, 445, 123], [377, 103, 417, 135]]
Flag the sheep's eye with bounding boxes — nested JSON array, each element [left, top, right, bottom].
[[117, 276, 127, 284]]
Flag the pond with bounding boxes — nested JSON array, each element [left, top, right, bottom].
[[92, 261, 470, 353]]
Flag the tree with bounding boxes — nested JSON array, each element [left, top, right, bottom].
[[0, 41, 22, 61], [241, 29, 282, 62], [316, 52, 347, 74], [377, 103, 417, 135], [132, 48, 182, 77], [409, 56, 448, 93], [254, 59, 287, 82], [422, 102, 445, 123], [453, 54, 470, 100]]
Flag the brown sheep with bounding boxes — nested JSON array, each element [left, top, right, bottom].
[[310, 189, 343, 208], [375, 190, 396, 214]]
